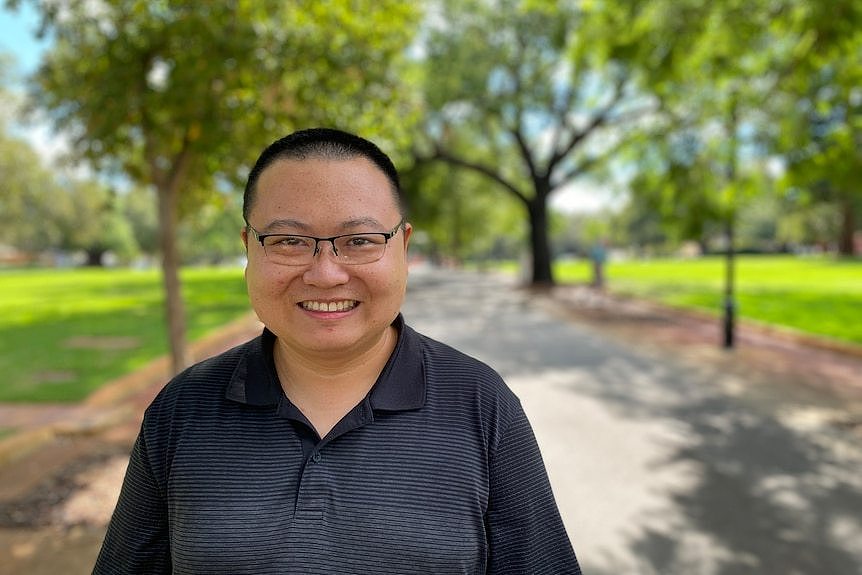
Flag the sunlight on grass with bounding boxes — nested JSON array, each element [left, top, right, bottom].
[[552, 255, 862, 346], [0, 266, 251, 403]]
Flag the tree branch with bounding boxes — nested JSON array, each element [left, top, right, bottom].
[[511, 124, 541, 184], [548, 75, 628, 173], [552, 154, 603, 189], [551, 135, 629, 190], [549, 85, 577, 162], [431, 145, 530, 206]]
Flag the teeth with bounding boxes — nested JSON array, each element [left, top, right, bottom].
[[301, 300, 357, 312]]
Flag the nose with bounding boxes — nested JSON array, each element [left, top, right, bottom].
[[302, 241, 350, 287]]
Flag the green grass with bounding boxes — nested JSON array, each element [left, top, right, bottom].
[[4, 256, 860, 403], [549, 255, 862, 346], [0, 266, 251, 403]]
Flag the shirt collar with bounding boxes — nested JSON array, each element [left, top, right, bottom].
[[225, 313, 426, 412]]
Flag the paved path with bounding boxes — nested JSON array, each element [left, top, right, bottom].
[[2, 268, 861, 574], [402, 268, 862, 575]]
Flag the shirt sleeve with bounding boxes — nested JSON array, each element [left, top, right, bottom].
[[92, 429, 172, 574], [485, 403, 581, 574]]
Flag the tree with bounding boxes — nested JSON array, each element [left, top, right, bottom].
[[179, 192, 246, 266], [53, 180, 140, 266], [418, 0, 653, 285], [19, 0, 422, 372], [623, 132, 726, 253], [402, 134, 525, 265], [0, 130, 64, 254], [2, 55, 137, 264], [771, 0, 862, 256], [597, 0, 796, 346]]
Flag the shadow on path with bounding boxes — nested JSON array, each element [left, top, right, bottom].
[[405, 269, 862, 575]]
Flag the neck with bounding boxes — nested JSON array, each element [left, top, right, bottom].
[[273, 325, 398, 436]]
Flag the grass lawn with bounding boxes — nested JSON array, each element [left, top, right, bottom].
[[0, 266, 251, 403], [550, 255, 862, 346]]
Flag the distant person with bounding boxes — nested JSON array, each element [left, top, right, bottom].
[[93, 128, 580, 574], [590, 239, 608, 289]]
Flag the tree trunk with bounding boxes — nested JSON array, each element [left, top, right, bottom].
[[156, 184, 191, 374], [838, 194, 856, 256], [85, 249, 106, 267], [527, 198, 554, 286]]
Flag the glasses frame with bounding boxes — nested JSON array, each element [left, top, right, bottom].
[[246, 218, 405, 266]]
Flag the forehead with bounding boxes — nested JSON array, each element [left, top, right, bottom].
[[255, 156, 395, 205], [249, 157, 402, 232]]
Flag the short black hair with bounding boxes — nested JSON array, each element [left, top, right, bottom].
[[243, 128, 405, 222]]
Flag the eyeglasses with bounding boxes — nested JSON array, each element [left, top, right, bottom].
[[247, 219, 405, 266]]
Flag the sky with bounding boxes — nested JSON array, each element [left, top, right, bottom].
[[0, 3, 47, 84], [0, 3, 66, 162], [0, 4, 616, 214]]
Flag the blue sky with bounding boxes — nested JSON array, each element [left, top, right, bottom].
[[1, 3, 49, 85], [1, 4, 65, 164]]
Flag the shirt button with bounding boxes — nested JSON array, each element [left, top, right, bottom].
[[311, 451, 322, 463]]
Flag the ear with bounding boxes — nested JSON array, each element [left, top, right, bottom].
[[241, 227, 249, 251], [401, 222, 413, 248]]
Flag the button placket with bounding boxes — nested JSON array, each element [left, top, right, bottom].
[[294, 447, 326, 520]]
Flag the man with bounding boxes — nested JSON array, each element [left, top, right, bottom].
[[94, 128, 580, 574]]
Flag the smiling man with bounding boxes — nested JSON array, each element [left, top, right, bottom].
[[94, 128, 580, 574]]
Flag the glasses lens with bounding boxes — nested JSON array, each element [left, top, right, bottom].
[[262, 235, 315, 265], [333, 233, 388, 264], [260, 233, 389, 265]]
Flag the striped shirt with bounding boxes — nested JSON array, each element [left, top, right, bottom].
[[94, 315, 581, 574]]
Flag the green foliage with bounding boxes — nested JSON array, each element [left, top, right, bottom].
[[121, 186, 159, 254], [24, 0, 422, 190], [772, 37, 862, 254], [419, 0, 647, 283], [0, 128, 146, 263], [552, 211, 615, 258], [605, 0, 786, 247], [760, 0, 861, 253], [0, 266, 250, 402], [0, 131, 63, 251], [179, 192, 246, 265], [51, 180, 140, 264], [403, 131, 526, 263], [19, 0, 423, 368]]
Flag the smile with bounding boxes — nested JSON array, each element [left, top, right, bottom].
[[300, 300, 358, 312]]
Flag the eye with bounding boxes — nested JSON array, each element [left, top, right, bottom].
[[266, 235, 311, 248], [346, 236, 375, 247]]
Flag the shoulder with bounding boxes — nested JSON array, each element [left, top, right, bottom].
[[417, 329, 505, 387], [408, 325, 524, 429], [144, 335, 257, 421]]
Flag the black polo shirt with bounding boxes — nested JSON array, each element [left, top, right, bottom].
[[94, 315, 580, 574]]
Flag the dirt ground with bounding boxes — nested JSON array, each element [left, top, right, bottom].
[[0, 284, 860, 574]]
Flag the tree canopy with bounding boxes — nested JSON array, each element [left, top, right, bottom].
[[19, 0, 423, 371]]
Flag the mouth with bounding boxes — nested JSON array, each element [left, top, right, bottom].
[[299, 300, 358, 313]]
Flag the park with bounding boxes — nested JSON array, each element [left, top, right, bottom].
[[1, 1, 861, 574]]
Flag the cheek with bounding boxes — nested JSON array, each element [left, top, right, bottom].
[[246, 263, 292, 301], [370, 267, 408, 303]]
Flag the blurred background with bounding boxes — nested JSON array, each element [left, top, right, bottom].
[[1, 1, 858, 377], [0, 1, 860, 572]]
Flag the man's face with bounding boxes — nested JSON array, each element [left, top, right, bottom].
[[243, 156, 411, 360]]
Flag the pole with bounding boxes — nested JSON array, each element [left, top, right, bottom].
[[723, 216, 735, 348], [722, 92, 738, 350]]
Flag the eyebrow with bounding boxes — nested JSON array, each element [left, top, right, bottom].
[[259, 217, 385, 234]]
